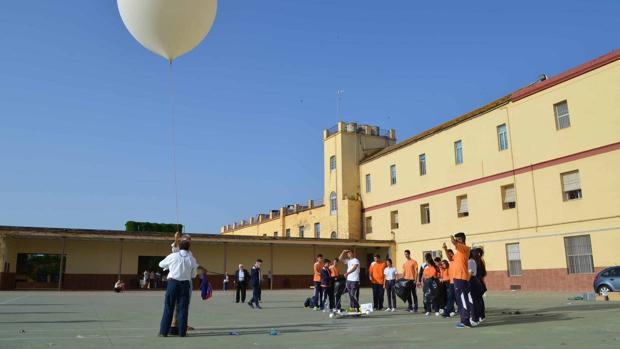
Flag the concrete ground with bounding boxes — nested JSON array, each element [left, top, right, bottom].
[[0, 289, 618, 349]]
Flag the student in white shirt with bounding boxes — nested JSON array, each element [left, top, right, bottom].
[[158, 240, 197, 337], [338, 249, 360, 311], [383, 258, 397, 311]]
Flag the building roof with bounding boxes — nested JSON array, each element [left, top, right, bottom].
[[360, 49, 620, 164], [0, 225, 392, 247]]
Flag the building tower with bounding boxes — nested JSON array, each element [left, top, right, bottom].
[[323, 122, 396, 239]]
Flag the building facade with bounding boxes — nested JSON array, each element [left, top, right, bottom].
[[222, 50, 620, 291]]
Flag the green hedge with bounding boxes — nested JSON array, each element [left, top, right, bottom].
[[125, 221, 183, 234]]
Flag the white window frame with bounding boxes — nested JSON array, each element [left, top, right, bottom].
[[554, 100, 571, 130], [497, 124, 508, 151], [330, 155, 336, 172], [330, 192, 337, 215], [419, 153, 426, 176], [365, 174, 371, 193], [506, 243, 522, 276], [564, 235, 594, 274], [454, 140, 463, 165]]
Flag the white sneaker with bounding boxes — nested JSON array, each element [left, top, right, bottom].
[[425, 312, 430, 316], [384, 308, 391, 312], [470, 320, 479, 327], [435, 312, 440, 316], [391, 308, 395, 312], [449, 312, 456, 317], [479, 317, 485, 323]]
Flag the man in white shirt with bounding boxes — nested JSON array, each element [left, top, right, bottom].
[[158, 240, 198, 337], [338, 249, 360, 311]]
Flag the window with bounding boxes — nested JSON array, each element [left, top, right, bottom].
[[314, 223, 320, 239], [365, 216, 373, 234], [330, 231, 337, 239], [454, 140, 463, 164], [506, 243, 522, 276], [419, 154, 426, 176], [365, 174, 371, 193], [420, 204, 430, 224], [390, 165, 397, 185], [564, 235, 594, 274], [601, 268, 619, 278], [330, 155, 336, 172], [554, 100, 571, 130], [502, 184, 516, 209], [285, 228, 291, 238], [273, 231, 278, 237], [457, 195, 469, 217], [299, 225, 305, 238], [561, 170, 582, 201], [497, 124, 508, 151], [390, 210, 399, 229], [422, 250, 443, 260], [330, 192, 337, 215]]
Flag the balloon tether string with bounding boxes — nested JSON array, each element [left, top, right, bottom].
[[168, 61, 181, 233]]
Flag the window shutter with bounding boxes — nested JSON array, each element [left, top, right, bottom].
[[562, 172, 581, 192], [458, 197, 469, 214], [504, 186, 516, 203]]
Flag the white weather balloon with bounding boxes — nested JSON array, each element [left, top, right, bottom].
[[117, 0, 217, 62]]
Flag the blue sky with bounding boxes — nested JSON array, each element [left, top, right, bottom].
[[1, 1, 618, 234]]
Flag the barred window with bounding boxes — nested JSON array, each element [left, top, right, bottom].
[[419, 154, 427, 176], [330, 156, 336, 172], [554, 100, 571, 130], [330, 192, 337, 215], [506, 243, 522, 276], [564, 235, 594, 274]]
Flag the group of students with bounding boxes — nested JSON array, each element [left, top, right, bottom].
[[311, 232, 487, 328]]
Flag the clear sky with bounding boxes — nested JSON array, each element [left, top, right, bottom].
[[1, 1, 618, 234]]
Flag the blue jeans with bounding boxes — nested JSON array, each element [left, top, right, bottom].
[[160, 279, 190, 336], [313, 281, 324, 308], [444, 283, 456, 315], [250, 285, 261, 305], [346, 281, 360, 309], [454, 279, 472, 326]]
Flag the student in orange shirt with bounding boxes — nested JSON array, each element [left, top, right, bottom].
[[422, 253, 440, 316], [447, 232, 475, 328], [312, 254, 324, 310], [402, 249, 419, 313], [442, 246, 457, 317], [330, 258, 344, 312], [368, 254, 387, 310], [438, 260, 452, 316]]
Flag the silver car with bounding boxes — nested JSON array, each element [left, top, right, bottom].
[[593, 266, 620, 295]]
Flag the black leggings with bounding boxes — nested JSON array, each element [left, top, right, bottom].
[[423, 279, 439, 313], [385, 280, 396, 309]]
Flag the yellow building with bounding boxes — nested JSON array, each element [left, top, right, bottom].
[[223, 49, 620, 291]]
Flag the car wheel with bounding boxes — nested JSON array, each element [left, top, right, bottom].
[[597, 285, 611, 296]]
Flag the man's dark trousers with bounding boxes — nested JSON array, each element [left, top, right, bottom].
[[454, 278, 472, 326], [235, 282, 246, 303], [249, 285, 261, 306], [313, 281, 324, 308], [159, 279, 190, 337], [371, 283, 384, 309]]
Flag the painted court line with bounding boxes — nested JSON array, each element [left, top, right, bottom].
[[0, 294, 29, 305]]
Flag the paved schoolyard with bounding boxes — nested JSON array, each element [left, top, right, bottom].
[[0, 289, 618, 349]]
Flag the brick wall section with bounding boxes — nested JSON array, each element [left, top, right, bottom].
[[485, 267, 602, 292]]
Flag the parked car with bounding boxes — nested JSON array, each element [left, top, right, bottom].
[[593, 266, 620, 295]]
